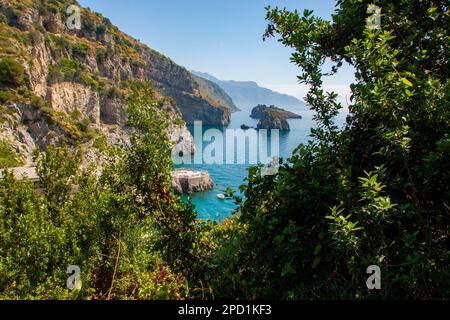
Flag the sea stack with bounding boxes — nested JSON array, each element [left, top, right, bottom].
[[171, 170, 214, 194], [257, 113, 291, 131], [250, 104, 301, 131]]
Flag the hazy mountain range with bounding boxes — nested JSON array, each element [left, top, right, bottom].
[[191, 75, 240, 112], [191, 71, 307, 111]]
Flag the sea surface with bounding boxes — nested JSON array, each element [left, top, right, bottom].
[[174, 106, 347, 220]]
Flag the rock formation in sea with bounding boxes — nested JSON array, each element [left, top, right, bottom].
[[250, 105, 301, 131], [250, 104, 302, 119], [257, 113, 291, 131]]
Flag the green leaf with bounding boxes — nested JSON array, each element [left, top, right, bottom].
[[313, 244, 322, 256], [281, 262, 296, 277], [401, 77, 413, 87], [312, 257, 321, 269]]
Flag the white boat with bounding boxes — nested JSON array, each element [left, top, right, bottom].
[[217, 194, 226, 200]]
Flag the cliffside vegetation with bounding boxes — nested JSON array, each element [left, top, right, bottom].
[[0, 0, 230, 168], [0, 83, 205, 299], [0, 139, 24, 168], [0, 58, 26, 87], [193, 75, 239, 113], [250, 104, 301, 120]]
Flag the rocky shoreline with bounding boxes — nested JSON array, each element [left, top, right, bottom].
[[171, 169, 214, 194], [2, 166, 214, 195]]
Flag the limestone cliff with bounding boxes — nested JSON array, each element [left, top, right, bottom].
[[191, 71, 308, 111], [251, 105, 300, 131], [0, 0, 233, 166], [192, 75, 239, 113], [257, 113, 290, 131]]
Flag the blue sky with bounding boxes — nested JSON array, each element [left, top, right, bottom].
[[78, 0, 354, 104]]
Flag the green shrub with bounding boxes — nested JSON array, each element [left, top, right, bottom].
[[77, 117, 91, 132], [28, 30, 42, 45], [96, 24, 107, 37], [43, 0, 66, 14], [71, 43, 90, 58], [0, 139, 23, 168], [93, 134, 107, 152], [107, 86, 122, 99], [30, 95, 49, 110], [0, 90, 15, 103], [0, 105, 14, 124], [69, 109, 82, 121], [211, 1, 450, 300], [47, 65, 64, 83], [96, 47, 108, 62], [0, 58, 26, 88], [103, 17, 112, 27], [80, 72, 103, 91], [47, 34, 71, 52], [60, 58, 83, 75], [0, 12, 7, 24], [47, 59, 103, 91], [80, 127, 97, 141], [12, 31, 30, 47], [0, 83, 203, 299]]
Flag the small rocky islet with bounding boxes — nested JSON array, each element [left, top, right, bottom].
[[249, 104, 302, 131]]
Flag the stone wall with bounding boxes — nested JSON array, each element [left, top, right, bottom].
[[171, 170, 214, 194]]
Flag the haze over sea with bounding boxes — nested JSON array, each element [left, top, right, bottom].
[[175, 105, 348, 220]]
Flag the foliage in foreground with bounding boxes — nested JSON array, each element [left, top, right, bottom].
[[206, 0, 449, 299], [0, 0, 448, 300], [0, 83, 210, 299], [0, 139, 24, 169]]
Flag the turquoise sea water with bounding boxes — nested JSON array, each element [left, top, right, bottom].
[[175, 106, 347, 220]]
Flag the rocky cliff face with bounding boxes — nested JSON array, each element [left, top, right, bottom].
[[192, 75, 239, 113], [250, 105, 302, 131], [0, 0, 233, 165], [257, 114, 290, 131], [251, 105, 293, 131], [191, 71, 307, 111]]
